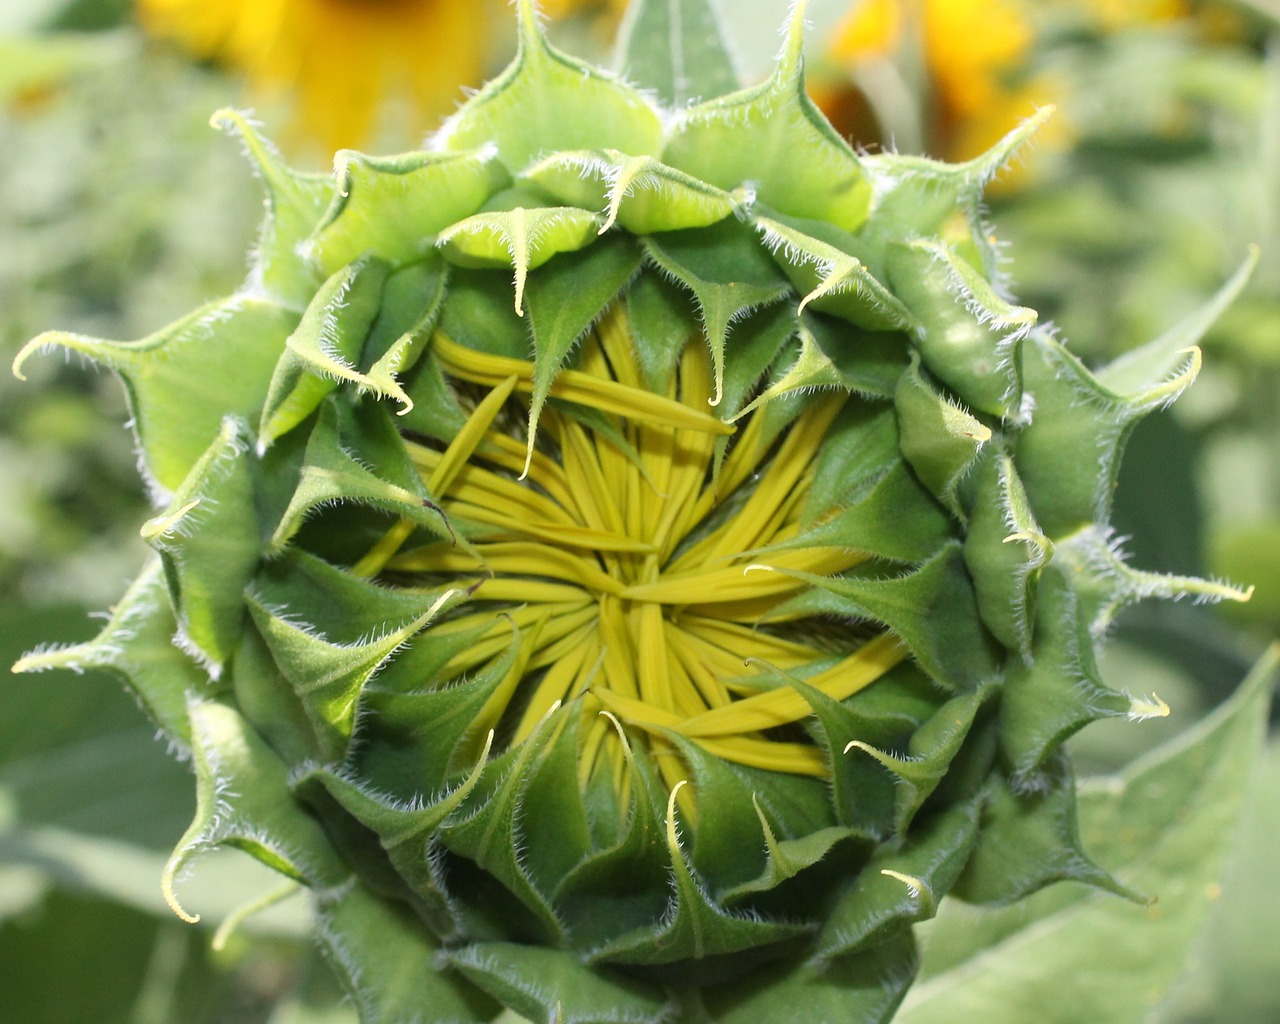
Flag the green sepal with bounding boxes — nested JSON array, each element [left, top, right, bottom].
[[312, 881, 496, 1024], [625, 269, 698, 395], [858, 108, 1054, 250], [512, 709, 595, 898], [259, 255, 392, 448], [552, 737, 671, 951], [1052, 527, 1253, 641], [269, 398, 448, 553], [886, 239, 1034, 419], [643, 218, 792, 407], [437, 710, 572, 945], [162, 699, 349, 925], [439, 0, 662, 170], [244, 577, 461, 762], [953, 751, 1137, 906], [304, 148, 508, 275], [794, 668, 940, 839], [661, 5, 870, 231], [1015, 332, 1200, 538], [962, 452, 1052, 658], [755, 215, 916, 332], [140, 416, 259, 675], [732, 315, 907, 423], [437, 266, 532, 361], [13, 296, 300, 495], [775, 461, 953, 565], [354, 625, 519, 794], [524, 150, 741, 234], [295, 734, 492, 940], [844, 683, 995, 835], [811, 798, 981, 963], [697, 928, 919, 1024], [353, 255, 451, 417], [437, 205, 604, 317], [11, 558, 202, 749], [616, 0, 738, 107], [210, 109, 331, 307], [522, 235, 641, 467], [230, 620, 324, 768], [586, 776, 812, 967], [671, 736, 836, 897], [802, 401, 899, 523], [997, 567, 1133, 785], [443, 941, 673, 1024], [895, 355, 992, 517], [770, 543, 1001, 691]]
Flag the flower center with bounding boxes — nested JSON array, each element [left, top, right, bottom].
[[358, 304, 907, 797]]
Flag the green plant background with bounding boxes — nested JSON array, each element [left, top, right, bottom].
[[1, 1, 1276, 1021]]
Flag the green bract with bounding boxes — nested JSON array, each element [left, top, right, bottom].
[[12, 3, 1254, 1021]]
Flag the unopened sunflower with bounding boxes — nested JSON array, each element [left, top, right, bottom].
[[15, 2, 1252, 1021]]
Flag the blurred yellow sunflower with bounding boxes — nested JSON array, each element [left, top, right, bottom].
[[136, 0, 603, 153], [813, 0, 1060, 175]]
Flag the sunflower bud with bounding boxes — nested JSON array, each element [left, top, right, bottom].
[[12, 3, 1253, 1021]]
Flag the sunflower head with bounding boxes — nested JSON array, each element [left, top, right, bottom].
[[13, 2, 1252, 1019]]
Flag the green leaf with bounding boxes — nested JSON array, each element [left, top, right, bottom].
[[643, 218, 792, 407], [661, 3, 871, 230], [444, 941, 672, 1024], [140, 417, 258, 674], [13, 296, 299, 494], [437, 205, 603, 316], [696, 929, 919, 1024], [439, 0, 662, 170], [313, 882, 496, 1024], [899, 648, 1277, 1024], [162, 701, 349, 926], [12, 560, 204, 749], [259, 256, 392, 448], [210, 109, 331, 308], [304, 148, 508, 276], [615, 0, 739, 107]]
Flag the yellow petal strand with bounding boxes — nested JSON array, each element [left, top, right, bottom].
[[391, 540, 625, 596], [663, 622, 733, 710], [512, 631, 594, 743], [698, 395, 843, 565], [620, 546, 858, 606], [634, 601, 677, 713], [447, 500, 656, 553], [596, 595, 640, 702], [470, 613, 548, 739], [429, 374, 520, 497], [591, 689, 826, 776], [440, 603, 595, 677], [408, 446, 581, 528], [678, 615, 820, 670], [676, 634, 909, 738], [433, 333, 733, 436], [477, 431, 585, 521]]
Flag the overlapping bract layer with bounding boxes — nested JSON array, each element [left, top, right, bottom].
[[13, 3, 1253, 1021]]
